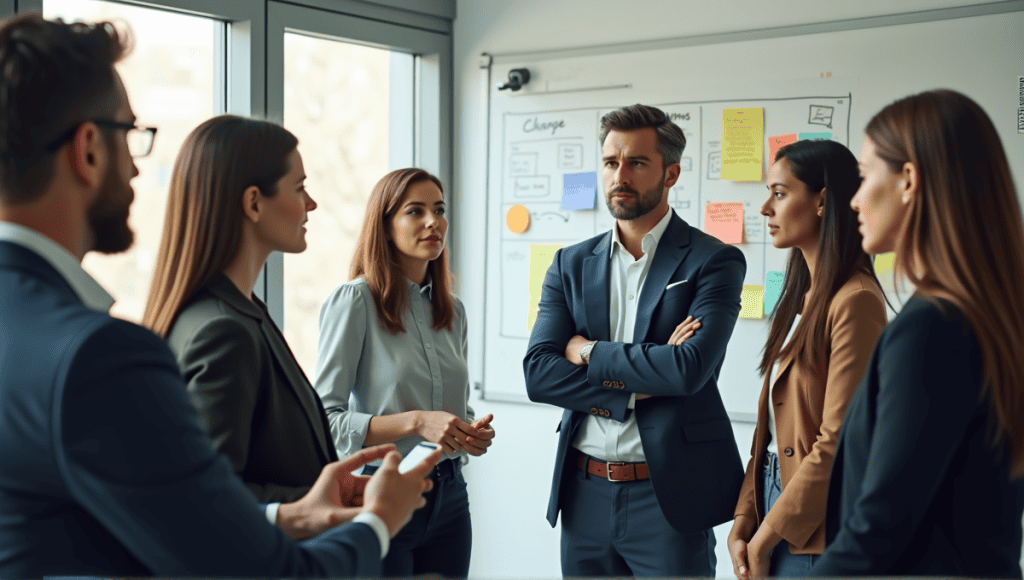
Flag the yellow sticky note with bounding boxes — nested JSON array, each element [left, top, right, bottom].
[[705, 202, 744, 244], [740, 285, 765, 319], [873, 253, 896, 293], [722, 108, 765, 181], [528, 244, 562, 332]]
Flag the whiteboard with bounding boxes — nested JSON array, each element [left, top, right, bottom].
[[479, 7, 1024, 416]]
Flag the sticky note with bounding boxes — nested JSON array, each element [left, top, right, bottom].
[[767, 134, 798, 168], [721, 108, 764, 181], [799, 132, 832, 141], [765, 271, 785, 316], [740, 285, 765, 319], [528, 244, 563, 331], [704, 202, 744, 244], [873, 253, 896, 293], [561, 172, 597, 210], [506, 205, 530, 234]]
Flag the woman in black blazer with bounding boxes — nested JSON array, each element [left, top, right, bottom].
[[810, 89, 1024, 577], [142, 116, 387, 508]]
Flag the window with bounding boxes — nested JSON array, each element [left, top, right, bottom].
[[281, 35, 408, 375]]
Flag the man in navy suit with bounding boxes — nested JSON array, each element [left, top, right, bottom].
[[524, 104, 747, 577], [0, 14, 439, 578]]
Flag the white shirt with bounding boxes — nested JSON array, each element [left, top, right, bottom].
[[573, 208, 674, 462], [767, 314, 801, 456], [0, 223, 389, 556], [0, 222, 113, 312]]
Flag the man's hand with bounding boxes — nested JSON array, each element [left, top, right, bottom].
[[464, 414, 495, 456], [564, 334, 591, 366], [276, 444, 396, 540], [362, 449, 442, 538], [414, 410, 481, 454], [668, 315, 701, 346]]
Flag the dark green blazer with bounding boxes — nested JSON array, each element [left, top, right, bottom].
[[166, 272, 338, 503]]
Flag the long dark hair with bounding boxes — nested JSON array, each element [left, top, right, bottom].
[[867, 89, 1024, 477], [758, 139, 883, 378], [350, 168, 455, 334], [143, 115, 297, 336]]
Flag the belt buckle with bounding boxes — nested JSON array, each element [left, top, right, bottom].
[[605, 461, 630, 482]]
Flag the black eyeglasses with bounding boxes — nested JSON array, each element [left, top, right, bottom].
[[45, 120, 158, 158]]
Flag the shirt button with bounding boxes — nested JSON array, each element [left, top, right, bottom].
[[418, 318, 423, 323], [426, 344, 432, 349], [629, 295, 634, 300]]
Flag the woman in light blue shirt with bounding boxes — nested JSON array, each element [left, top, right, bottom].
[[315, 167, 493, 579]]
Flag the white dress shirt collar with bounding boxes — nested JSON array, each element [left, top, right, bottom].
[[0, 221, 114, 312], [610, 206, 674, 258]]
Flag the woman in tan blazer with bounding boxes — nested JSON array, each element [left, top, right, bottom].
[[724, 139, 886, 578]]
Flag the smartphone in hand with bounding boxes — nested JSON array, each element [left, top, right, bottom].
[[398, 442, 441, 474]]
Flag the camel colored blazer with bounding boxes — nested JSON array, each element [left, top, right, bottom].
[[734, 271, 886, 554]]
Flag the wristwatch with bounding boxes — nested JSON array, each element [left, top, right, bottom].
[[579, 340, 598, 365]]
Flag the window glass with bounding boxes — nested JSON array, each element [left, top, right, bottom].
[[283, 34, 400, 376]]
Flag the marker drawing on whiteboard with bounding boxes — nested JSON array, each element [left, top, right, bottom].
[[808, 105, 835, 129]]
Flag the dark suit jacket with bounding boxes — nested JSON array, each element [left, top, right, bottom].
[[0, 241, 379, 578], [811, 294, 1024, 577], [166, 273, 338, 503], [523, 212, 747, 534]]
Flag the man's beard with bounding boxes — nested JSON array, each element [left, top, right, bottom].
[[605, 173, 666, 220], [87, 164, 134, 255]]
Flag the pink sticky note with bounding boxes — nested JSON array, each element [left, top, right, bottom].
[[705, 202, 744, 244], [767, 133, 798, 168]]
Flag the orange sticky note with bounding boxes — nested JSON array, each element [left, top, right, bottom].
[[767, 133, 798, 168], [721, 108, 764, 181], [705, 202, 744, 244], [506, 205, 530, 233]]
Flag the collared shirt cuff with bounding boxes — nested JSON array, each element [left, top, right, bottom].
[[353, 512, 390, 558], [627, 393, 636, 409], [265, 502, 280, 525]]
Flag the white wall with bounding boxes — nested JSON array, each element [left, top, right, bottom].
[[451, 2, 1008, 578]]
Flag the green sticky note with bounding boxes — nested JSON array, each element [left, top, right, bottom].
[[765, 271, 784, 316], [799, 132, 831, 140]]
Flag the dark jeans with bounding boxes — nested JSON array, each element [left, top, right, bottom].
[[762, 451, 821, 577], [363, 458, 472, 579]]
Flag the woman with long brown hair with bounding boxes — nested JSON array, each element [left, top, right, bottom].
[[701, 139, 888, 578], [315, 168, 494, 578], [143, 115, 384, 512], [809, 89, 1024, 576]]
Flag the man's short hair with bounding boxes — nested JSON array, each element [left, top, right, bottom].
[[0, 14, 131, 203], [599, 104, 686, 167]]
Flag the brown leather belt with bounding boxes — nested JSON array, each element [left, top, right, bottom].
[[576, 453, 650, 482]]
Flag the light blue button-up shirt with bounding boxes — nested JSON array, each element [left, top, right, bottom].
[[315, 277, 474, 461]]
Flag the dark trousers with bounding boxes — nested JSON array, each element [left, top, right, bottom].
[[560, 453, 717, 578], [363, 458, 472, 578]]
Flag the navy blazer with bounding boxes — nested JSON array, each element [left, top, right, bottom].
[[524, 212, 747, 533], [0, 241, 380, 578], [811, 294, 1024, 577]]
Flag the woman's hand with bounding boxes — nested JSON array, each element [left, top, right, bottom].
[[746, 520, 784, 579], [414, 410, 479, 454], [728, 514, 757, 579], [667, 316, 701, 346], [464, 414, 495, 456]]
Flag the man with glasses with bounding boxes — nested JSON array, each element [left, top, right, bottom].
[[0, 14, 438, 578]]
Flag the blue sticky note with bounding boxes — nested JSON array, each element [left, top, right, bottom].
[[561, 172, 597, 210], [765, 271, 785, 316], [799, 132, 832, 141]]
